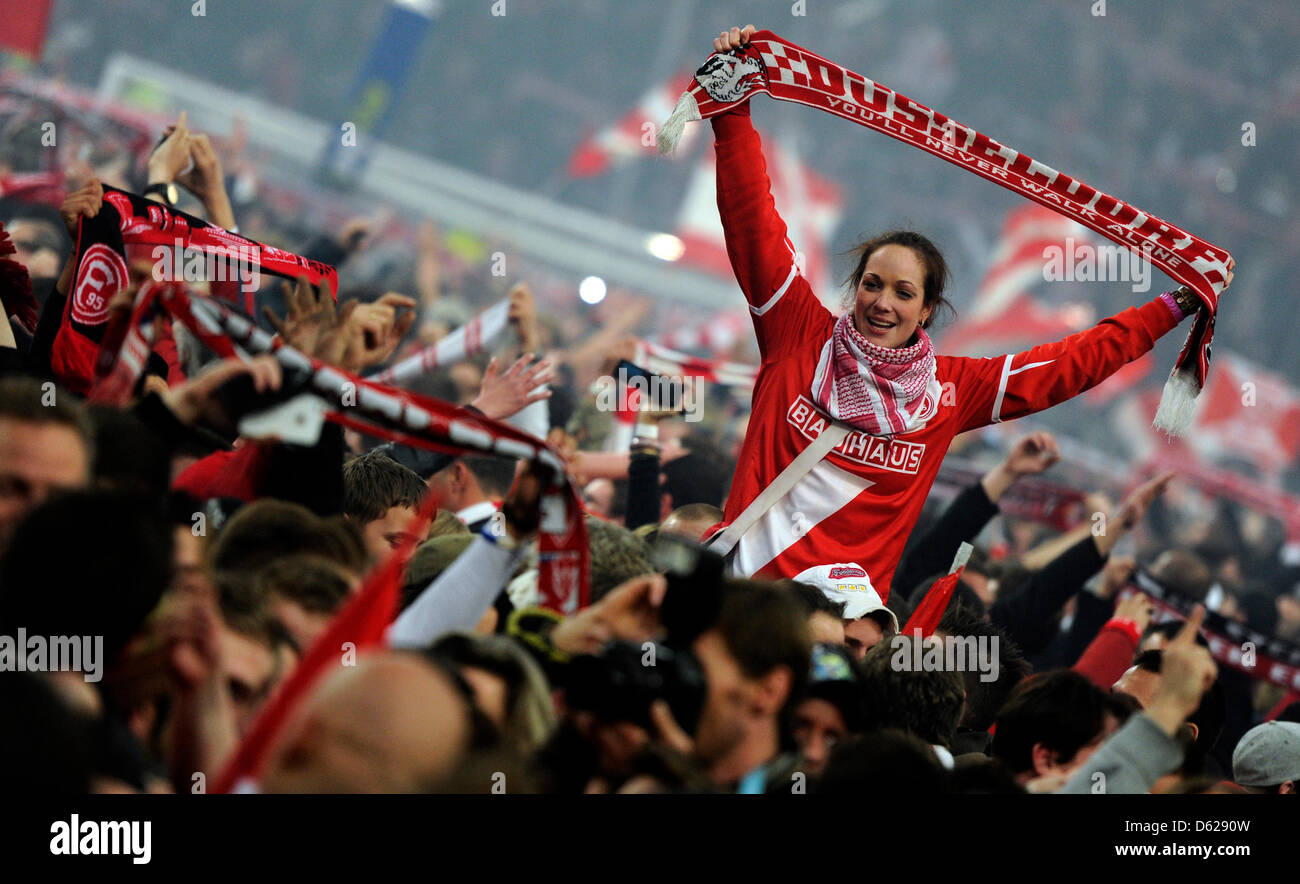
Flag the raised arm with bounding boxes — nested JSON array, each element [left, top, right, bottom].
[[952, 290, 1201, 433], [710, 25, 830, 361], [892, 432, 1060, 599]]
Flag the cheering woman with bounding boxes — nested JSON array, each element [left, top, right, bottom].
[[704, 26, 1232, 597]]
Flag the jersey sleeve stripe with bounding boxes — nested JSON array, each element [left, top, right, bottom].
[[991, 353, 1014, 424], [750, 263, 799, 316]]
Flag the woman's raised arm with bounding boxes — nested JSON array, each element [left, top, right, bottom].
[[710, 24, 830, 361], [949, 295, 1188, 432]]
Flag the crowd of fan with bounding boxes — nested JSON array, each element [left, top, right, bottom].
[[2, 104, 1299, 796]]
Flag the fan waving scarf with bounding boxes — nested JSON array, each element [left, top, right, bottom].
[[658, 30, 1233, 435]]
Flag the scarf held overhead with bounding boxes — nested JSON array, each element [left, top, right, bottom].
[[659, 31, 1233, 436], [91, 283, 589, 617], [53, 184, 338, 393], [368, 299, 511, 386]]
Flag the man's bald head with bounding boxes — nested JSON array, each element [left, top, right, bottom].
[[262, 651, 471, 793], [660, 503, 724, 543]]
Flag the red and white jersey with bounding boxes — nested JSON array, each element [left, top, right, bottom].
[[712, 108, 1180, 599]]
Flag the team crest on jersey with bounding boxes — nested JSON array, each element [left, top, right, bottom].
[[828, 566, 867, 579]]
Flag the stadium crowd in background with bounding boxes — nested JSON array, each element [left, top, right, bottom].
[[2, 20, 1300, 797]]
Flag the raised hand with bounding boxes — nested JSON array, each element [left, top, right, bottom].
[[1115, 470, 1175, 533], [336, 216, 373, 254], [337, 292, 417, 372], [1003, 431, 1061, 477], [175, 132, 236, 230], [471, 353, 555, 421], [594, 573, 669, 641], [980, 431, 1061, 503], [1096, 554, 1136, 600], [1113, 589, 1154, 633], [148, 111, 193, 184], [59, 178, 104, 237], [1094, 470, 1174, 556], [175, 133, 222, 201], [713, 24, 757, 53], [1145, 606, 1217, 737], [552, 573, 668, 657], [263, 275, 340, 358], [160, 354, 283, 429]]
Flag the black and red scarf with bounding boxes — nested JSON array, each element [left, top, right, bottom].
[[52, 184, 337, 394]]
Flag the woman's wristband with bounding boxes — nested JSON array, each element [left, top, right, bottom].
[[1159, 287, 1200, 321]]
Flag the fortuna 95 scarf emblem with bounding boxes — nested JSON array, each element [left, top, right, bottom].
[[658, 30, 1233, 436]]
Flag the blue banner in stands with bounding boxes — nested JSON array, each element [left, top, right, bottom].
[[317, 0, 438, 186]]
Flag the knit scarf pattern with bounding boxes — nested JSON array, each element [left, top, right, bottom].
[[811, 313, 939, 436]]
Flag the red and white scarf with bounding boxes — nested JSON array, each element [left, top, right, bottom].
[[368, 298, 510, 386], [810, 313, 940, 436], [86, 266, 589, 616], [659, 30, 1233, 436], [53, 184, 337, 394], [634, 339, 757, 388]]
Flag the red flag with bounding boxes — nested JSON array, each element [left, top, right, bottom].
[[1117, 352, 1300, 483], [1186, 351, 1300, 479], [902, 543, 972, 638], [969, 205, 1089, 319], [0, 0, 52, 59], [675, 133, 843, 293], [940, 205, 1091, 360], [210, 491, 440, 793], [567, 70, 699, 178], [939, 293, 1083, 359]]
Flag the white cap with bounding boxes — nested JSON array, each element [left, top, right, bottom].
[[793, 563, 899, 633]]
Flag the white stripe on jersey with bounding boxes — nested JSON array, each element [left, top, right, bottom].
[[992, 356, 1056, 422], [729, 458, 875, 577], [1009, 359, 1055, 376], [991, 354, 1013, 423], [751, 263, 799, 316]]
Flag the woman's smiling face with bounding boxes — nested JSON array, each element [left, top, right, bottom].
[[851, 244, 933, 349]]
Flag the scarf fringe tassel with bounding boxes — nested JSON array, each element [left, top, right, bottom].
[[1152, 368, 1201, 437], [657, 90, 700, 155]]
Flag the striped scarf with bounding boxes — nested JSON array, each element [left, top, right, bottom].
[[659, 30, 1233, 436], [811, 313, 940, 435]]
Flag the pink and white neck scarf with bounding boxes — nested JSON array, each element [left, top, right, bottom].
[[811, 313, 940, 435], [659, 30, 1234, 436]]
